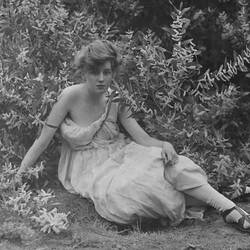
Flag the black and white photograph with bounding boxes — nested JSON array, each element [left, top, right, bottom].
[[0, 0, 250, 249]]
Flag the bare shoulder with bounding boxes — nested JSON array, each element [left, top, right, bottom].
[[58, 84, 85, 103]]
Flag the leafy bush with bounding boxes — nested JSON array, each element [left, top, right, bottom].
[[0, 0, 115, 176], [114, 3, 250, 196], [0, 0, 250, 203], [0, 161, 69, 234]]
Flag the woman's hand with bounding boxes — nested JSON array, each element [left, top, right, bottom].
[[161, 142, 178, 167], [14, 164, 26, 185], [13, 172, 23, 187]]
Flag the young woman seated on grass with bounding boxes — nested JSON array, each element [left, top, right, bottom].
[[16, 39, 250, 232]]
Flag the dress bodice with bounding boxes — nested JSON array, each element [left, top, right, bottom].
[[60, 101, 121, 150]]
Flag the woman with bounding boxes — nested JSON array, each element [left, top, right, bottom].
[[17, 40, 250, 232]]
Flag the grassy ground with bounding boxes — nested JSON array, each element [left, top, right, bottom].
[[1, 184, 250, 250]]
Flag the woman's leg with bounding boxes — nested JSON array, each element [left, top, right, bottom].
[[183, 183, 250, 229], [184, 194, 207, 207], [184, 184, 235, 212]]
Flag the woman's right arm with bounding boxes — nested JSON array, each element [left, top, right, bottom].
[[17, 88, 73, 176]]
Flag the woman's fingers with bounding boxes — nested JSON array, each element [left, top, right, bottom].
[[168, 150, 177, 163], [171, 153, 179, 165], [161, 150, 168, 164], [162, 141, 178, 166]]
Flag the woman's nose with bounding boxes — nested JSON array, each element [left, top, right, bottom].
[[98, 72, 104, 82]]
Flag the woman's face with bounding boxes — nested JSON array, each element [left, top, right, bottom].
[[85, 61, 113, 94]]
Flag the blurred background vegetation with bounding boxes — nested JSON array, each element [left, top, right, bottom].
[[0, 0, 250, 198]]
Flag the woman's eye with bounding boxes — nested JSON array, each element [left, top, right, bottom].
[[104, 70, 112, 75], [88, 68, 112, 75], [90, 69, 99, 75]]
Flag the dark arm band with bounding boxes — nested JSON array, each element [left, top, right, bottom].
[[45, 122, 58, 129]]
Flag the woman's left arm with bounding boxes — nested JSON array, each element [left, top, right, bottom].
[[119, 106, 178, 164]]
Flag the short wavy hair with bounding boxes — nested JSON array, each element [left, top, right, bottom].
[[74, 40, 121, 74]]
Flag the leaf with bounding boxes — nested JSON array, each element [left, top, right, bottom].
[[181, 7, 191, 15], [161, 26, 174, 36]]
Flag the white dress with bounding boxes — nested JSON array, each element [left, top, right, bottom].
[[58, 99, 207, 225]]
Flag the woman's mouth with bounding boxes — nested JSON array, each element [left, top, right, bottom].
[[96, 85, 106, 89]]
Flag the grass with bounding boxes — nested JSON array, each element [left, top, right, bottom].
[[1, 181, 250, 250]]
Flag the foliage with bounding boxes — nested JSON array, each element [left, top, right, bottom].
[[0, 162, 69, 234], [114, 2, 250, 195], [217, 0, 250, 50], [0, 0, 250, 208], [31, 207, 69, 234], [0, 221, 37, 242], [0, 0, 114, 234], [0, 0, 116, 173]]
